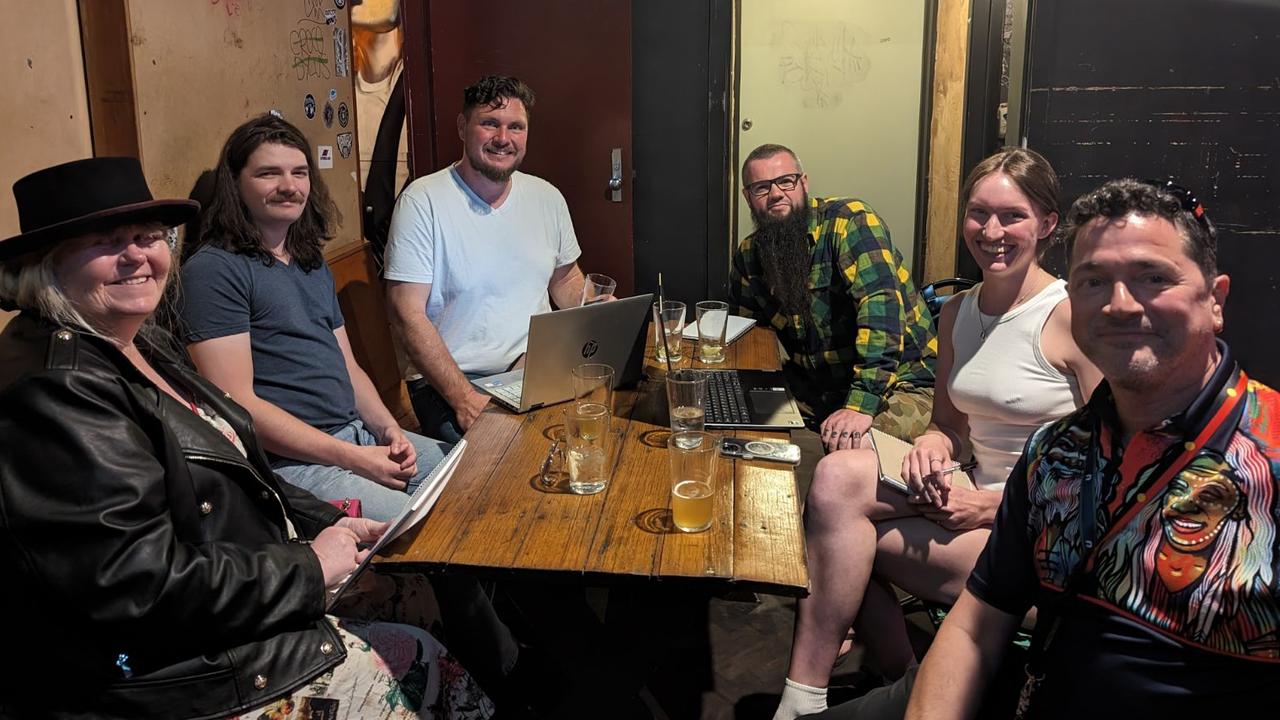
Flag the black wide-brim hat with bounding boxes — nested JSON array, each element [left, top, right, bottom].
[[1, 157, 200, 262]]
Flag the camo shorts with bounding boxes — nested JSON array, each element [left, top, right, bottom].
[[797, 382, 934, 443], [870, 384, 934, 443]]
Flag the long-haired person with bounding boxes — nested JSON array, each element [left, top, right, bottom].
[[180, 113, 449, 522], [179, 115, 531, 711], [773, 148, 1101, 719]]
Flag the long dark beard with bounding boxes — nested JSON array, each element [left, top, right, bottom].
[[753, 200, 813, 318]]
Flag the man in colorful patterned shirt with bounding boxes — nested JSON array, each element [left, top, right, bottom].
[[729, 143, 937, 450], [907, 178, 1279, 718]]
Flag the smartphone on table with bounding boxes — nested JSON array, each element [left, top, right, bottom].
[[719, 437, 801, 465]]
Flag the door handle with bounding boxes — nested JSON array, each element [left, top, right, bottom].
[[608, 147, 622, 202]]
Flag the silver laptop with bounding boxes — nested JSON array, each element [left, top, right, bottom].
[[471, 293, 654, 412]]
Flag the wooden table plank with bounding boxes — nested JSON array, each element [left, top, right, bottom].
[[511, 390, 639, 574], [655, 427, 735, 581], [447, 407, 597, 570], [732, 323, 782, 369], [381, 406, 524, 562], [583, 387, 669, 578], [729, 431, 809, 593]]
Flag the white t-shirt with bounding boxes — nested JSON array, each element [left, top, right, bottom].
[[384, 165, 581, 377]]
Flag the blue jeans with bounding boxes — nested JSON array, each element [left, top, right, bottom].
[[407, 377, 467, 444], [272, 419, 451, 522]]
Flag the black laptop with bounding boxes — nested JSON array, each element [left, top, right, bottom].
[[701, 368, 806, 430]]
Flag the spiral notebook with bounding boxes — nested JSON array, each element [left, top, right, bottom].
[[868, 429, 974, 494], [325, 439, 468, 609]]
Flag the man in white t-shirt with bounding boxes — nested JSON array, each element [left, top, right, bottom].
[[385, 75, 587, 441]]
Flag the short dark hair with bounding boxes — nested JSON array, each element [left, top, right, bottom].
[[961, 147, 1060, 259], [462, 75, 535, 119], [196, 114, 340, 272], [741, 143, 802, 184], [1060, 177, 1218, 282]]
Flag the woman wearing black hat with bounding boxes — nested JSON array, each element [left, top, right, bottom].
[[0, 157, 492, 719]]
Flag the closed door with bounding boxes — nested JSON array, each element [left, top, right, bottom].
[[735, 0, 928, 270], [424, 0, 635, 296]]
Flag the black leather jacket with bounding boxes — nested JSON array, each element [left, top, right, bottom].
[[0, 314, 347, 719]]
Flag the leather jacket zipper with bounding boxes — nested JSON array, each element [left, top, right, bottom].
[[185, 452, 297, 539]]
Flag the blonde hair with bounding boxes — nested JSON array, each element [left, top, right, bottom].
[[0, 225, 180, 339], [0, 251, 96, 332]]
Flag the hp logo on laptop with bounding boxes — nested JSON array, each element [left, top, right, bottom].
[[581, 340, 599, 358]]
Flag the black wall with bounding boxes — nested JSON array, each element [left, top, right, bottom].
[[1024, 0, 1280, 386], [631, 0, 733, 307], [957, 0, 1009, 281]]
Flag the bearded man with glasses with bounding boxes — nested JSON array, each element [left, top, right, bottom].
[[729, 143, 937, 449]]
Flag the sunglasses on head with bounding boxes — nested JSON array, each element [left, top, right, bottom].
[[1139, 178, 1212, 234]]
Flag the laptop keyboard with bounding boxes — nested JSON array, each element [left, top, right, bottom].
[[486, 380, 523, 406], [704, 370, 752, 425]]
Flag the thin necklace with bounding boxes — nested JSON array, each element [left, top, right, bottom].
[[977, 280, 1047, 339]]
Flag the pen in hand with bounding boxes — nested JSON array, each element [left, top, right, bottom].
[[913, 460, 978, 508], [938, 460, 978, 475]]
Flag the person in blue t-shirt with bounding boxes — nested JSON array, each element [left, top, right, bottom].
[[180, 113, 449, 522], [178, 115, 538, 712]]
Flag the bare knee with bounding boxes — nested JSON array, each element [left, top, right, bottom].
[[805, 449, 882, 529]]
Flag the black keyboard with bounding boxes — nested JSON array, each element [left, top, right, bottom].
[[705, 370, 752, 425]]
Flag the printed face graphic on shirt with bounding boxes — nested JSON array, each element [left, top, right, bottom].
[[1027, 422, 1280, 660], [1161, 458, 1243, 552], [1154, 456, 1246, 594]]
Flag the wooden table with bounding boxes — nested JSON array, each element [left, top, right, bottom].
[[378, 326, 810, 597]]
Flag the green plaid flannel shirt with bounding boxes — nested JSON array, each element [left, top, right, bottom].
[[728, 197, 937, 416]]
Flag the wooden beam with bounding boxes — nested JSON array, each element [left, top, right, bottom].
[[78, 0, 140, 158], [400, 0, 437, 178], [328, 240, 412, 422], [921, 0, 971, 284]]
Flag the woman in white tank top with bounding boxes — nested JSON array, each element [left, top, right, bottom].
[[774, 149, 1102, 720]]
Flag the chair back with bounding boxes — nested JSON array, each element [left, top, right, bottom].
[[921, 277, 977, 320]]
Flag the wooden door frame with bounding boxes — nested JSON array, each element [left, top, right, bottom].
[[920, 0, 974, 285], [400, 0, 437, 177]]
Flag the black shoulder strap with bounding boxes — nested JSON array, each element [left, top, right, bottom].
[[363, 72, 408, 273]]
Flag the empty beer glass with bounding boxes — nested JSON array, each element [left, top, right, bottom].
[[695, 300, 729, 364], [652, 300, 686, 363]]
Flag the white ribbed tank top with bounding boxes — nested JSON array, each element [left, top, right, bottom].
[[947, 279, 1081, 491]]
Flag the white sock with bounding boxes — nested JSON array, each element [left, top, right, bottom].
[[773, 678, 828, 720]]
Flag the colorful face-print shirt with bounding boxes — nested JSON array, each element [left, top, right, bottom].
[[968, 341, 1280, 716]]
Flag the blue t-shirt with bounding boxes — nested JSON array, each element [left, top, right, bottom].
[[179, 246, 358, 433]]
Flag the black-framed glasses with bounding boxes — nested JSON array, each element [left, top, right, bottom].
[[745, 173, 802, 197], [1140, 178, 1212, 233]]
